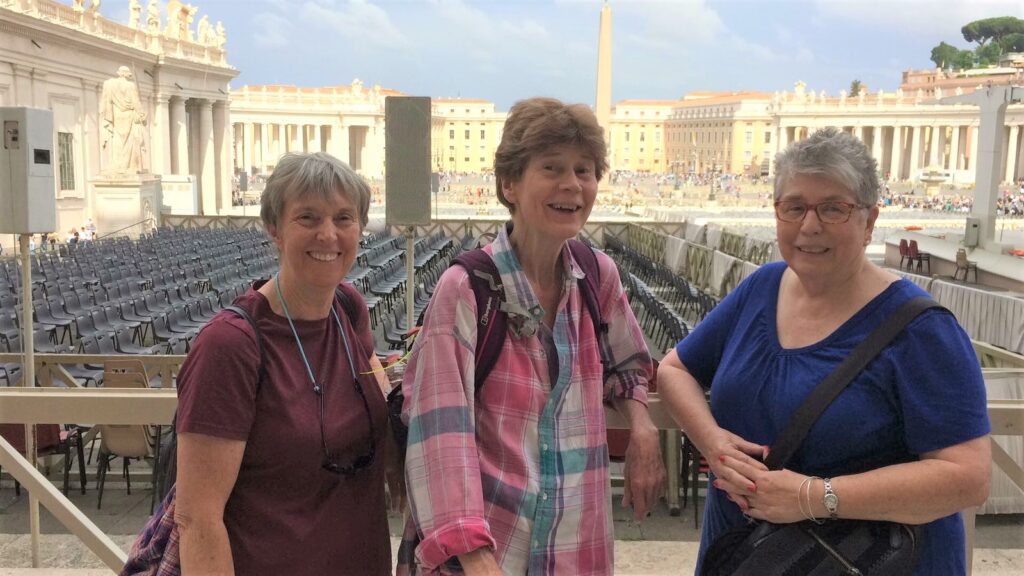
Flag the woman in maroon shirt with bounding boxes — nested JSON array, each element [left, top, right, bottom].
[[174, 152, 398, 575]]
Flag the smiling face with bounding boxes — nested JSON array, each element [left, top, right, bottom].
[[776, 173, 878, 282], [501, 144, 598, 245], [266, 188, 361, 294]]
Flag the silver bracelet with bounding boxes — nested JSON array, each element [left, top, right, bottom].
[[800, 476, 825, 525]]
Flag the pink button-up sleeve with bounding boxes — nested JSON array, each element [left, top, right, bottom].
[[594, 251, 653, 406]]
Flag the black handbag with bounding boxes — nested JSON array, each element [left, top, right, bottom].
[[701, 297, 941, 576]]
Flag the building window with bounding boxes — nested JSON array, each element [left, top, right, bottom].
[[745, 131, 753, 145], [464, 157, 470, 162], [625, 132, 630, 142], [640, 133, 646, 142], [449, 129, 455, 139], [465, 129, 470, 139], [764, 131, 772, 144], [480, 129, 486, 139], [58, 132, 75, 191]]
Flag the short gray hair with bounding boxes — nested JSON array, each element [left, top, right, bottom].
[[260, 152, 370, 229], [773, 127, 879, 206]]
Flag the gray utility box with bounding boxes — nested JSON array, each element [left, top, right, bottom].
[[0, 107, 56, 234]]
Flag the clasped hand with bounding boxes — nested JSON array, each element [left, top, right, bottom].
[[706, 429, 807, 524]]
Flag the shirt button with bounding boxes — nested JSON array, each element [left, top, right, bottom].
[[542, 443, 549, 451], [533, 540, 540, 548], [541, 492, 548, 500]]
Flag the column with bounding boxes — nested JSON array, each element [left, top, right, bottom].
[[927, 125, 939, 168], [871, 125, 883, 165], [213, 100, 231, 213], [310, 124, 321, 153], [891, 126, 904, 181], [150, 95, 171, 175], [169, 96, 188, 175], [240, 122, 252, 175], [968, 126, 979, 172], [12, 64, 32, 105], [290, 124, 300, 153], [31, 69, 48, 108], [196, 99, 216, 215], [1016, 125, 1024, 184], [1006, 125, 1019, 184], [331, 122, 350, 164], [908, 126, 921, 178], [949, 125, 962, 172], [858, 125, 867, 144]]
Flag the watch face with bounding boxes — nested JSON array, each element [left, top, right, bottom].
[[824, 493, 838, 510]]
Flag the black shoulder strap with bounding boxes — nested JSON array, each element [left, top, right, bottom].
[[567, 239, 606, 338], [222, 305, 267, 388], [765, 296, 944, 470]]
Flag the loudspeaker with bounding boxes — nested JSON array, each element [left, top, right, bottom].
[[385, 97, 432, 226]]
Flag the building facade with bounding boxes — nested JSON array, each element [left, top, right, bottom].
[[230, 80, 402, 179], [769, 81, 1024, 184], [0, 0, 238, 230], [608, 100, 674, 173], [664, 92, 774, 176], [430, 98, 505, 174]]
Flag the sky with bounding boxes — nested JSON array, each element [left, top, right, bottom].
[[98, 0, 1024, 110]]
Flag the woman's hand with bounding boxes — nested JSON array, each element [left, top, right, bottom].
[[720, 457, 809, 524], [702, 427, 768, 511]]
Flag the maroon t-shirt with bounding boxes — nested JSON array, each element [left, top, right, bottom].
[[176, 281, 391, 575]]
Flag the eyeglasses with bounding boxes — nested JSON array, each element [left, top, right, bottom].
[[319, 371, 376, 476], [774, 200, 867, 224]]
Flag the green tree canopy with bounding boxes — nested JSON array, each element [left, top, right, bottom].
[[849, 79, 863, 97], [961, 16, 1024, 47], [931, 41, 960, 68], [1000, 32, 1024, 53]]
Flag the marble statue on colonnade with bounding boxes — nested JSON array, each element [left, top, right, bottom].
[[146, 0, 160, 33], [128, 0, 141, 28], [100, 66, 147, 175], [165, 0, 197, 41]]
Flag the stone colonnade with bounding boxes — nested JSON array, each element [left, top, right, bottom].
[[149, 94, 232, 214], [776, 121, 1024, 184], [230, 120, 377, 176]]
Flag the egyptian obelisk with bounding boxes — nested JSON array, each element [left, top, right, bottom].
[[595, 1, 612, 154]]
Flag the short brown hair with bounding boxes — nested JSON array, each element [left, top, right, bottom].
[[260, 152, 370, 230], [494, 97, 607, 212]]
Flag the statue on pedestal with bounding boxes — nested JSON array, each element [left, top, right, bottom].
[[128, 0, 141, 28], [214, 21, 226, 49], [100, 66, 147, 175], [146, 0, 160, 34], [197, 15, 210, 45]]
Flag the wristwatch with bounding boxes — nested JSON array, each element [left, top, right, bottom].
[[822, 477, 839, 519]]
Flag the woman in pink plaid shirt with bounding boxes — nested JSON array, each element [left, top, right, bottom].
[[403, 97, 666, 575]]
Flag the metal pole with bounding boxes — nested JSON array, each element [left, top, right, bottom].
[[19, 233, 39, 567], [405, 226, 415, 337]]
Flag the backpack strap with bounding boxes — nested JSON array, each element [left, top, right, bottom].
[[451, 249, 508, 392], [222, 305, 268, 389], [452, 240, 609, 392]]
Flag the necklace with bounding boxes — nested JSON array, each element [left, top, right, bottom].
[[274, 274, 376, 475]]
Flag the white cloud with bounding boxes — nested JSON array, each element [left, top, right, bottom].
[[300, 0, 409, 50], [251, 12, 292, 48], [813, 0, 1024, 41]]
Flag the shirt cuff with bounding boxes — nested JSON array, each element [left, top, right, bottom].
[[416, 517, 497, 572]]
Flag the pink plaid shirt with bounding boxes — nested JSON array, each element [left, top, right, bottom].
[[403, 226, 652, 575]]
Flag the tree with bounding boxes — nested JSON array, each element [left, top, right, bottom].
[[961, 16, 1024, 47], [931, 41, 960, 68], [849, 79, 863, 97], [953, 49, 975, 70], [977, 42, 1004, 66], [999, 32, 1024, 53]]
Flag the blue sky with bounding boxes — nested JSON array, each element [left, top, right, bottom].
[[100, 1, 1024, 110]]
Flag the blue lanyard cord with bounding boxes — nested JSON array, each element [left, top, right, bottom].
[[274, 274, 358, 394]]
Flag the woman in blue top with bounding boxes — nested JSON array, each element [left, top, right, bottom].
[[658, 127, 991, 575]]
